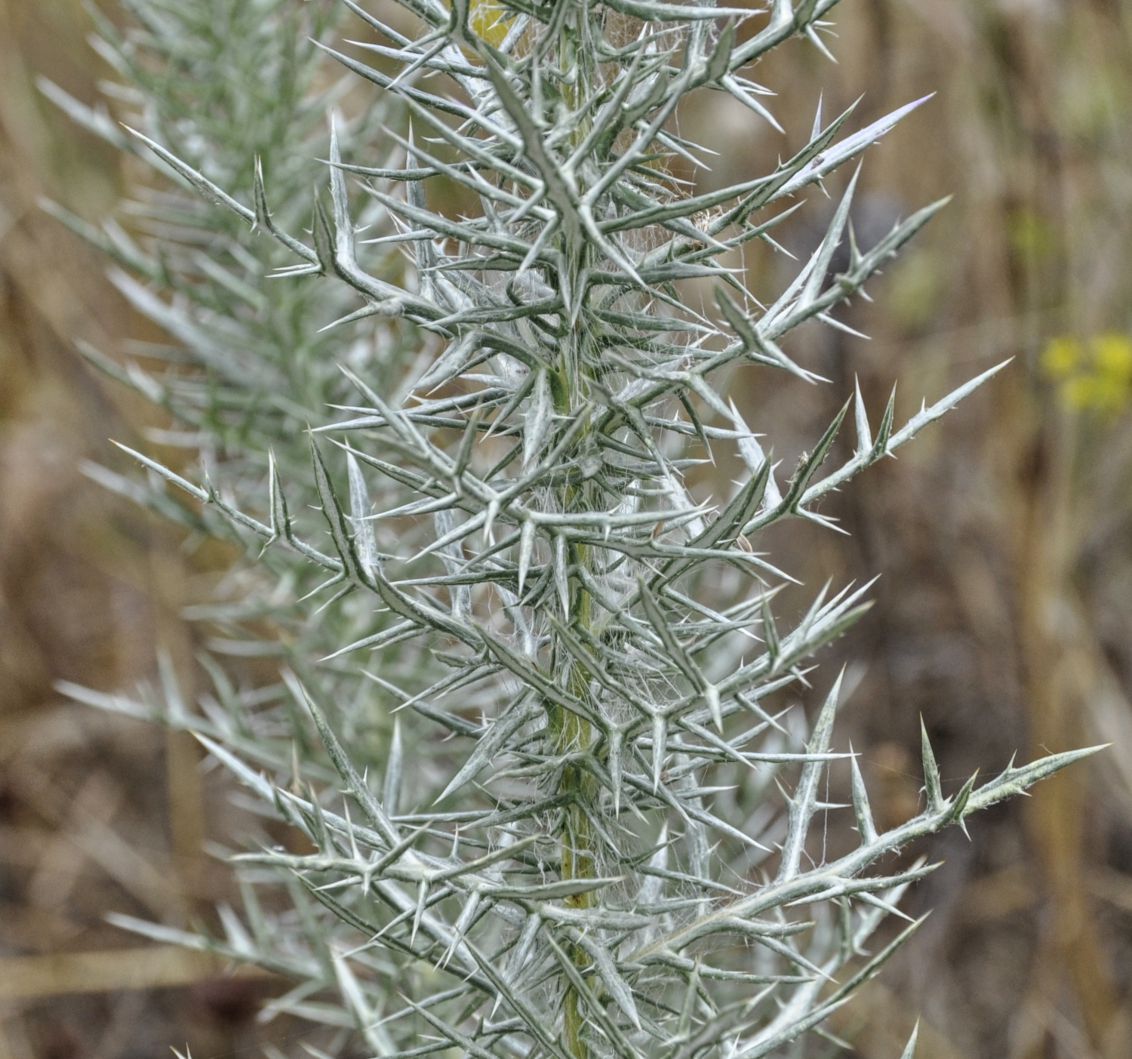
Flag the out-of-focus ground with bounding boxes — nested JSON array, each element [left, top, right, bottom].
[[3, 1, 1132, 1056]]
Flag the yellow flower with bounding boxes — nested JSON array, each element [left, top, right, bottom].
[[1040, 336, 1082, 380], [1062, 374, 1127, 415], [1091, 332, 1132, 383], [1040, 332, 1132, 417]]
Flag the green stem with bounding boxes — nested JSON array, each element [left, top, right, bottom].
[[551, 409, 599, 1057], [550, 14, 600, 1056]]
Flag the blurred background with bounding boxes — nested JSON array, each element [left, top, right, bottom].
[[3, 0, 1132, 1056]]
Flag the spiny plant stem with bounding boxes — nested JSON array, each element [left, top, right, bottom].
[[558, 518, 600, 1056], [557, 143, 597, 1059], [554, 12, 601, 1053]]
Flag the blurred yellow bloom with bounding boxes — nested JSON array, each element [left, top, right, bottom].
[[1092, 332, 1132, 381], [1062, 374, 1126, 414], [1040, 336, 1081, 380], [1040, 331, 1132, 417]]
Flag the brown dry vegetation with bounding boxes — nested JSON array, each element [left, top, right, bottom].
[[2, 1, 1132, 1057]]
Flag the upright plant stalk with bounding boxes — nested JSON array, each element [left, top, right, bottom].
[[53, 1, 1102, 1056], [44, 0, 423, 775], [552, 14, 601, 1053]]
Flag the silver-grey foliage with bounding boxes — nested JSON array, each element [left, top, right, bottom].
[[52, 0, 1099, 1056]]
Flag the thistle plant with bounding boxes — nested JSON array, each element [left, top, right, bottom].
[[53, 0, 1101, 1056]]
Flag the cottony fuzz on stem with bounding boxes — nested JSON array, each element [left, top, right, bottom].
[[49, 0, 1100, 1056]]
